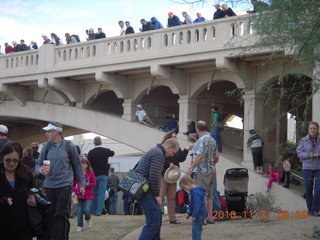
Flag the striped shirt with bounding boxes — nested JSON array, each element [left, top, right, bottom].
[[136, 144, 166, 196]]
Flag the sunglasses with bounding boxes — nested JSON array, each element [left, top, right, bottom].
[[4, 158, 19, 164]]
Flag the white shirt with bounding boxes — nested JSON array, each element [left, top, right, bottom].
[[135, 109, 147, 121], [120, 26, 126, 36]]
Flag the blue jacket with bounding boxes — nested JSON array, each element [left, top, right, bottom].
[[151, 17, 163, 29], [188, 186, 207, 219], [168, 15, 181, 27], [193, 17, 206, 23]]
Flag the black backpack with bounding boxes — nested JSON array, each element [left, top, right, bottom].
[[71, 34, 81, 42]]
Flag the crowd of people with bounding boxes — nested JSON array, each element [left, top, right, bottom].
[[0, 1, 268, 55], [0, 114, 319, 240]]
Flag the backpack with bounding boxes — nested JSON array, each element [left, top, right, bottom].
[[71, 34, 80, 42]]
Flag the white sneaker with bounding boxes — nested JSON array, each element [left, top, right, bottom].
[[86, 220, 92, 228], [76, 227, 82, 232]]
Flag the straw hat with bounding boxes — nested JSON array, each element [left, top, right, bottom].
[[164, 165, 181, 184]]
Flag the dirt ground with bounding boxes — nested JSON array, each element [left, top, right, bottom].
[[157, 212, 318, 240]]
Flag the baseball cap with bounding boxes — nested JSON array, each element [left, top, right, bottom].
[[43, 122, 63, 132], [0, 125, 8, 134], [137, 104, 142, 109]]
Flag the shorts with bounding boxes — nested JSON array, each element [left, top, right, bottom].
[[193, 172, 215, 200]]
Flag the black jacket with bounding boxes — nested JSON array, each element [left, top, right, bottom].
[[162, 148, 188, 176], [88, 146, 115, 176], [213, 9, 225, 19], [0, 163, 34, 237]]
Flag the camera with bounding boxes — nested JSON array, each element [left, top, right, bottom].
[[29, 188, 52, 209]]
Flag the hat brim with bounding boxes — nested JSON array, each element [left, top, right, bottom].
[[164, 165, 181, 183], [43, 123, 62, 132]]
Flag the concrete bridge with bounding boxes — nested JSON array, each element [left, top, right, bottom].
[[0, 14, 317, 169]]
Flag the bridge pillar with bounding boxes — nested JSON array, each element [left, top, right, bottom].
[[178, 96, 199, 133], [242, 91, 264, 170], [122, 100, 136, 121]]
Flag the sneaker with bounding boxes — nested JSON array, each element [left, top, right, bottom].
[[86, 220, 92, 228], [76, 227, 82, 232]]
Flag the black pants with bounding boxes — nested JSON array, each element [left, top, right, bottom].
[[45, 186, 72, 240], [283, 171, 290, 187]]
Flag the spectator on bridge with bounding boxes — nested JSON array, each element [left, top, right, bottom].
[[118, 21, 126, 36], [125, 21, 135, 34], [222, 4, 237, 17], [4, 43, 13, 54], [167, 12, 181, 27], [41, 34, 51, 45], [50, 33, 64, 46], [12, 41, 21, 52], [86, 28, 96, 41], [19, 40, 29, 51], [193, 12, 206, 23], [160, 113, 178, 133], [29, 41, 38, 50], [95, 27, 106, 39], [150, 17, 164, 30], [247, 0, 269, 14], [88, 136, 115, 216], [213, 4, 225, 19], [139, 19, 153, 32], [132, 104, 155, 127], [0, 125, 11, 155], [182, 11, 193, 24], [65, 33, 77, 44]]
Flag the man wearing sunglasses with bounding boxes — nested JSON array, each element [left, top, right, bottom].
[[35, 122, 85, 240]]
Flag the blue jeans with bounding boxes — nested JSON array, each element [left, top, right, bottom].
[[302, 169, 320, 213], [92, 175, 108, 215], [211, 127, 222, 152], [77, 199, 92, 227], [213, 177, 221, 212], [109, 192, 118, 215], [138, 191, 162, 240], [192, 213, 206, 240]]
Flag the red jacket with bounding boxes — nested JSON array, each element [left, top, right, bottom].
[[73, 171, 96, 199], [5, 46, 13, 54]]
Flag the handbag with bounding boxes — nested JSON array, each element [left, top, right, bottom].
[[118, 169, 149, 201]]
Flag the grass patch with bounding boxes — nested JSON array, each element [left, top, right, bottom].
[[69, 215, 145, 240]]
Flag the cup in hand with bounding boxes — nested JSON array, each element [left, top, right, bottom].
[[43, 160, 50, 175]]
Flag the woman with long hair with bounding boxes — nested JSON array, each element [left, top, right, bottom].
[[0, 141, 36, 239], [160, 131, 192, 224]]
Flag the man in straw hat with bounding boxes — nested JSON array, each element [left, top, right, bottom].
[[135, 138, 180, 240]]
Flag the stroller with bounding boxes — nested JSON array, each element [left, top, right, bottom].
[[223, 168, 249, 219]]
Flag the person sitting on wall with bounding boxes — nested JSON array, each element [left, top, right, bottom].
[[132, 104, 155, 127], [183, 119, 198, 142], [160, 113, 178, 133]]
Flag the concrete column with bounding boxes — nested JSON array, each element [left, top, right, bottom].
[[178, 96, 199, 133], [313, 65, 320, 123], [276, 99, 288, 157], [242, 91, 264, 170], [122, 100, 137, 121], [38, 44, 55, 72]]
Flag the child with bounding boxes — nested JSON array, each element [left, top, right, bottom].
[[179, 175, 207, 240], [280, 154, 291, 188], [264, 164, 281, 192], [73, 157, 96, 232]]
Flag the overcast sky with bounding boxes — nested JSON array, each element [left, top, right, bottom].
[[0, 0, 252, 51]]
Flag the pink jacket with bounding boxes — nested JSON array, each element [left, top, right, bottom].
[[73, 171, 96, 199]]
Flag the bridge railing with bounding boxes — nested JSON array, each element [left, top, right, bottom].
[[0, 14, 255, 78]]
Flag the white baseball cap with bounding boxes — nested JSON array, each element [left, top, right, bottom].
[[43, 123, 63, 132], [0, 125, 8, 134], [137, 104, 142, 109]]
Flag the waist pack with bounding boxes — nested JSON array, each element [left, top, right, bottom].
[[119, 169, 149, 200]]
